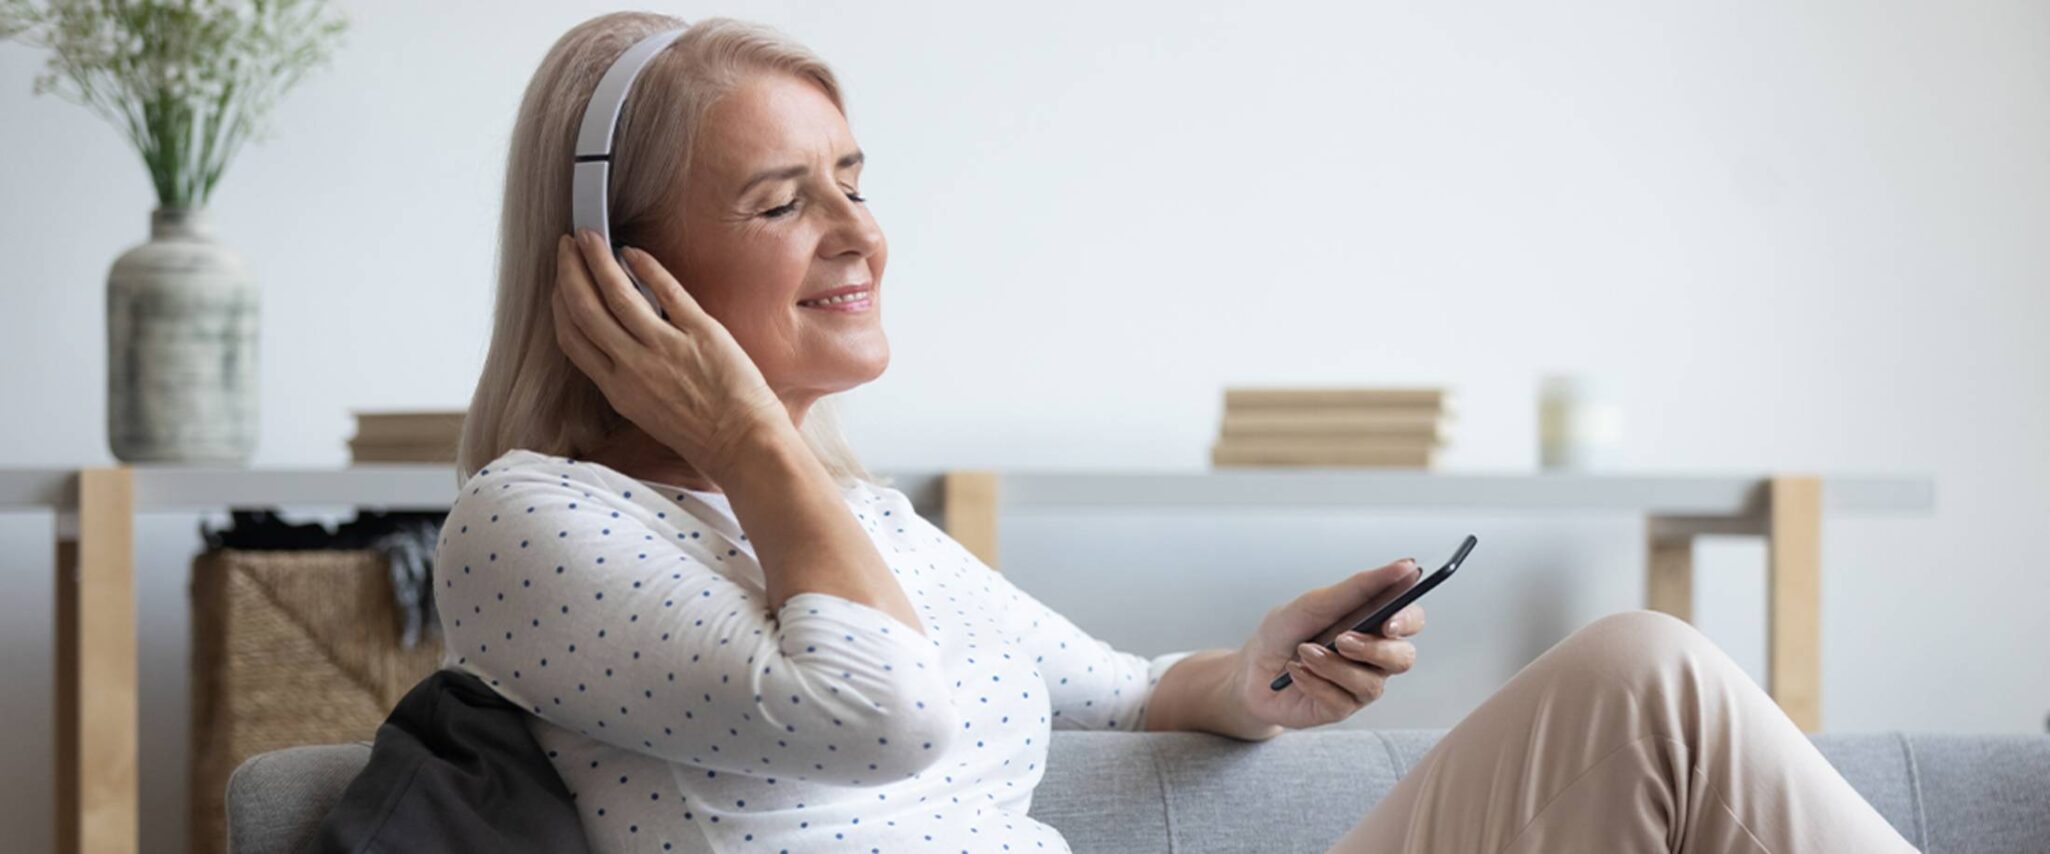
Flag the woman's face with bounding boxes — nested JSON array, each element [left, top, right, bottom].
[[665, 72, 888, 413]]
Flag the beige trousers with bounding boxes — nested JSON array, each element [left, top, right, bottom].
[[1327, 610, 1920, 853]]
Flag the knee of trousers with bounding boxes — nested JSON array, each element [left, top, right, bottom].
[[1544, 610, 1739, 711]]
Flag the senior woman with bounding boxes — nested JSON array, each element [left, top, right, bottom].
[[439, 12, 1918, 853]]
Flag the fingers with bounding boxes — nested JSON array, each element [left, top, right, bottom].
[[570, 228, 668, 348], [552, 282, 613, 378], [619, 245, 712, 329], [1333, 632, 1416, 675], [1284, 656, 1363, 715], [1287, 638, 1385, 704], [556, 234, 639, 357], [1384, 603, 1426, 638]]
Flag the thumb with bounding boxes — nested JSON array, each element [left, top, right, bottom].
[[1294, 558, 1420, 628]]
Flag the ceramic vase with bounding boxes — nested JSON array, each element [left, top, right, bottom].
[[107, 207, 258, 463]]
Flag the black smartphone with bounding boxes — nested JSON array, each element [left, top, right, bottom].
[[1270, 534, 1478, 692]]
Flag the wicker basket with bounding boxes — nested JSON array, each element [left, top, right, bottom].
[[189, 548, 445, 854]]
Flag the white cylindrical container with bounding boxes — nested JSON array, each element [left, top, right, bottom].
[[1538, 373, 1622, 470]]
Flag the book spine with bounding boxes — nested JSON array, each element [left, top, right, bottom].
[[1224, 388, 1445, 409], [1210, 440, 1435, 467], [1220, 410, 1443, 438]]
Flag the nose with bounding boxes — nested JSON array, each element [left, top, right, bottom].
[[818, 190, 883, 261]]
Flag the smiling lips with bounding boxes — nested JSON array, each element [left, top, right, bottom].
[[797, 287, 874, 312]]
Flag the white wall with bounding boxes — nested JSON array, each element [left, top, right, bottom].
[[5, 1, 2047, 851]]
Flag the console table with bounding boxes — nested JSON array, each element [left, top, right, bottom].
[[0, 465, 1934, 854]]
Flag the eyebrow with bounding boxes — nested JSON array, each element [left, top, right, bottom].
[[737, 149, 865, 197]]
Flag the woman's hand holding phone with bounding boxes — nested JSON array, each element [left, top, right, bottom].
[[1223, 558, 1429, 732], [553, 229, 794, 483]]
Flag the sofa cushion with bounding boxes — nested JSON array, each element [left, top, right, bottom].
[[231, 730, 2050, 853]]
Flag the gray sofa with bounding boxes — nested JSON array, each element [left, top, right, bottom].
[[229, 729, 2050, 853]]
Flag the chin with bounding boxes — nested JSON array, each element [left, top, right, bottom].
[[845, 335, 890, 379], [840, 352, 891, 390], [806, 343, 890, 394]]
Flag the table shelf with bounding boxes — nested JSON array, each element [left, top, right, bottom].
[[3, 464, 1933, 854]]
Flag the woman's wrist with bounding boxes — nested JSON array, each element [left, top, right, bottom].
[[691, 419, 928, 634], [1210, 650, 1287, 741], [1147, 649, 1286, 741], [701, 419, 812, 489]]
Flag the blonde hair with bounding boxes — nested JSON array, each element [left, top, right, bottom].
[[456, 13, 882, 492]]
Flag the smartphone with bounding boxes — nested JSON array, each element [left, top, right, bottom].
[[1270, 534, 1478, 692]]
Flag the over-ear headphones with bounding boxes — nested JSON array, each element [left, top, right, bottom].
[[572, 26, 689, 319]]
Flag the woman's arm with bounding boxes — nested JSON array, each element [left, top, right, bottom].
[[956, 549, 1203, 733], [713, 426, 925, 636], [1142, 649, 1286, 741], [437, 453, 958, 786]]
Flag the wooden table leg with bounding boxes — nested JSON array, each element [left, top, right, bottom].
[[1768, 475, 1823, 733], [942, 471, 1001, 571], [55, 467, 137, 854], [1646, 529, 1695, 623], [1647, 501, 1822, 732]]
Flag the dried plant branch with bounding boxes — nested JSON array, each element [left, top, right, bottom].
[[1, 0, 349, 208]]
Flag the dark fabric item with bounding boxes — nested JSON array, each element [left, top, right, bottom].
[[305, 668, 591, 854], [367, 515, 443, 648]]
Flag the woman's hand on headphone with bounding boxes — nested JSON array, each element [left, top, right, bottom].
[[554, 228, 794, 482]]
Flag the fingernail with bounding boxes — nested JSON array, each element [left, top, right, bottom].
[[1299, 643, 1327, 661], [1385, 618, 1406, 635], [1402, 557, 1417, 567], [1336, 633, 1364, 652]]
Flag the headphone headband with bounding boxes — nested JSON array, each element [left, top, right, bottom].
[[571, 25, 688, 316]]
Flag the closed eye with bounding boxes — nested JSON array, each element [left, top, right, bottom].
[[761, 190, 867, 220]]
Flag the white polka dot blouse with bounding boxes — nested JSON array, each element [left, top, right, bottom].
[[436, 449, 1198, 853]]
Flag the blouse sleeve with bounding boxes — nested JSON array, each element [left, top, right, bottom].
[[989, 565, 1199, 733], [435, 460, 959, 787]]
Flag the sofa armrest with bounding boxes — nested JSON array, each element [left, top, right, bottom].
[[225, 742, 372, 854]]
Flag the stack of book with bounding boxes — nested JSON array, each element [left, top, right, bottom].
[[1210, 387, 1448, 468], [348, 409, 466, 464]]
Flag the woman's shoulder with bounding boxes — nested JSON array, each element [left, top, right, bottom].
[[468, 447, 912, 514], [456, 448, 641, 512], [846, 477, 942, 538], [477, 447, 660, 488], [466, 447, 572, 480], [846, 475, 913, 508], [439, 448, 681, 560]]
